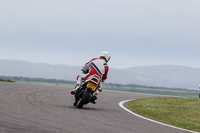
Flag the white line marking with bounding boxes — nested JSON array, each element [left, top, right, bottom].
[[119, 99, 198, 133]]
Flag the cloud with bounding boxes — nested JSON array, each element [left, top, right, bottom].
[[0, 0, 200, 68]]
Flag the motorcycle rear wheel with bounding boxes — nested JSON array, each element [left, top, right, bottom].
[[77, 88, 90, 108]]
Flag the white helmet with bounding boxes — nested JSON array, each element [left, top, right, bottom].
[[100, 51, 111, 62]]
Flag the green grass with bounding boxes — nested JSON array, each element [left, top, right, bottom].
[[125, 97, 200, 132], [0, 79, 16, 82], [16, 80, 76, 88], [1, 76, 198, 98], [103, 85, 199, 98], [13, 80, 200, 98]]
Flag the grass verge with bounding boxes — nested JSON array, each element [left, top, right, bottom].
[[16, 81, 75, 88], [1, 76, 199, 98], [125, 97, 200, 132], [0, 79, 16, 82]]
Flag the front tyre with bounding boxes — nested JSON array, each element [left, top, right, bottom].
[[77, 88, 91, 108]]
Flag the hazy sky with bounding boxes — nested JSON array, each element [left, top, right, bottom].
[[0, 0, 200, 69]]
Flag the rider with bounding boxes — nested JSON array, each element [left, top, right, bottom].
[[71, 51, 111, 98]]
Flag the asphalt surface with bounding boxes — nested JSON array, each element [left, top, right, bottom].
[[0, 82, 194, 133]]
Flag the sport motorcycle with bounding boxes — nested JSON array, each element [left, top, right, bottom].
[[73, 74, 101, 108]]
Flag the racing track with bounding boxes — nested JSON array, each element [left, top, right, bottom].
[[0, 82, 195, 133]]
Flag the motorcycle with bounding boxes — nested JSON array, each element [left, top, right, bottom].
[[73, 74, 101, 108]]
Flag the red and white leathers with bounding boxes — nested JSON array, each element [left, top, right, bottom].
[[75, 57, 109, 95]]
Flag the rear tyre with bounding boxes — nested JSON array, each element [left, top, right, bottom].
[[77, 88, 90, 108]]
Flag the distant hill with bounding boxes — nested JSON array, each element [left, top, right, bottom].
[[109, 65, 200, 89], [0, 59, 200, 89], [0, 59, 81, 80]]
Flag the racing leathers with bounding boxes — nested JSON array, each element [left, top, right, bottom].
[[73, 57, 109, 95]]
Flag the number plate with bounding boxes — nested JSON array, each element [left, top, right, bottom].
[[86, 81, 97, 91]]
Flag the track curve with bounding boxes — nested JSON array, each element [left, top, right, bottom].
[[0, 82, 193, 133]]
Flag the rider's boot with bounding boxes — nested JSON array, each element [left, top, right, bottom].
[[91, 95, 97, 104], [91, 100, 96, 104], [71, 75, 82, 95], [71, 84, 80, 95]]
